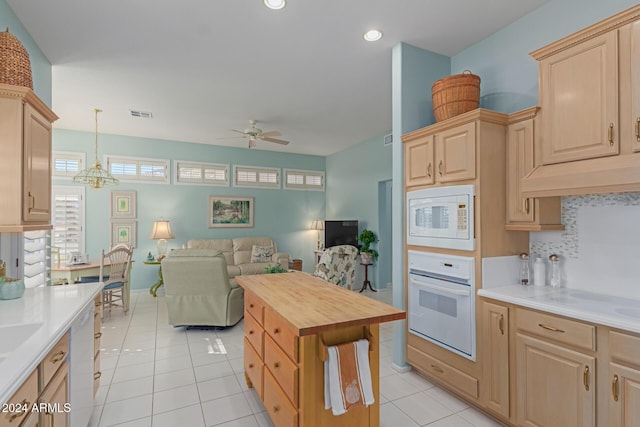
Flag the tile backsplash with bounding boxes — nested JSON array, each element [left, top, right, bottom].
[[530, 192, 640, 297]]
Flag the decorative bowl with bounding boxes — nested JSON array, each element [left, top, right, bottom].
[[0, 278, 25, 300]]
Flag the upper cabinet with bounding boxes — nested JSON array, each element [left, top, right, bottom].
[[505, 107, 563, 231], [522, 5, 640, 197], [0, 84, 58, 231]]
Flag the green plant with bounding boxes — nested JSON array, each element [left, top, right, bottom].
[[264, 264, 289, 274], [357, 229, 379, 260]]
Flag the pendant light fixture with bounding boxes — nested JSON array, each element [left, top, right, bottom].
[[73, 108, 119, 189]]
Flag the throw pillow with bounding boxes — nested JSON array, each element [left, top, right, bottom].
[[251, 245, 273, 263]]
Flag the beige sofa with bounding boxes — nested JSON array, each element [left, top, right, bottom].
[[161, 249, 244, 327], [187, 236, 289, 280]]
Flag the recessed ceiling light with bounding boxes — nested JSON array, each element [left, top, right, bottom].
[[363, 29, 383, 42], [264, 0, 286, 10]]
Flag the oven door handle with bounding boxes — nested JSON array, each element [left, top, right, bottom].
[[410, 277, 470, 296]]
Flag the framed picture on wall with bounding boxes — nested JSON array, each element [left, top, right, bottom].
[[110, 191, 137, 219], [110, 221, 137, 248], [208, 196, 254, 228]]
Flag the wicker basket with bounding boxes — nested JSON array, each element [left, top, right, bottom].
[[0, 28, 33, 89], [431, 70, 480, 122]]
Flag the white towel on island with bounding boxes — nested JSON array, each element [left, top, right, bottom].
[[324, 338, 374, 416]]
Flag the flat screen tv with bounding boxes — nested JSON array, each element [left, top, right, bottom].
[[324, 220, 359, 249]]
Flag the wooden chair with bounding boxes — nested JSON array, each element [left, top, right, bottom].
[[100, 244, 134, 317]]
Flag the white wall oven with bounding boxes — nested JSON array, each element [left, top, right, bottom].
[[408, 250, 476, 360], [406, 184, 475, 251]]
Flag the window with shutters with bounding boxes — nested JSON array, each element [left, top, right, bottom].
[[233, 165, 280, 189], [51, 186, 85, 263], [174, 161, 229, 186], [284, 169, 325, 191], [52, 151, 86, 178], [106, 155, 169, 183]]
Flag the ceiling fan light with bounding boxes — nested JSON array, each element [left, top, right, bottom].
[[363, 29, 383, 42], [264, 0, 286, 10]]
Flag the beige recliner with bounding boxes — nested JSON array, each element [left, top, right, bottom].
[[161, 249, 244, 327]]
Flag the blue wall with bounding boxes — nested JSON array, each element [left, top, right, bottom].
[[325, 133, 393, 289], [53, 129, 325, 290], [0, 0, 52, 105]]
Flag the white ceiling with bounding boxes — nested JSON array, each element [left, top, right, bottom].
[[8, 0, 548, 156]]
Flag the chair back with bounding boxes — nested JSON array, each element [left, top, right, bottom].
[[100, 244, 134, 287], [313, 245, 359, 288]]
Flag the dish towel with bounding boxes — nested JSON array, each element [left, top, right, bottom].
[[324, 338, 374, 416]]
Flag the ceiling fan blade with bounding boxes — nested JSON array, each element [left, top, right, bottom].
[[261, 137, 290, 145], [260, 130, 282, 138]]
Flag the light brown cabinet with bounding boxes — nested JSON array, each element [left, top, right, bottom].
[[403, 116, 476, 188], [40, 363, 69, 427], [0, 84, 57, 232], [481, 301, 510, 419], [505, 108, 562, 231], [0, 370, 38, 427], [609, 331, 640, 426], [523, 5, 640, 197]]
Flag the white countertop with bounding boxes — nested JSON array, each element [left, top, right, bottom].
[[478, 285, 640, 334], [0, 283, 102, 404]]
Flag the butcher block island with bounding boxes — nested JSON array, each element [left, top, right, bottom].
[[235, 272, 406, 427]]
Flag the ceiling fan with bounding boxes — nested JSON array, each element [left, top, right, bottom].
[[221, 120, 290, 148]]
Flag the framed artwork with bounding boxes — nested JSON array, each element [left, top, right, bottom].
[[110, 191, 137, 219], [110, 221, 137, 248], [209, 196, 254, 228]]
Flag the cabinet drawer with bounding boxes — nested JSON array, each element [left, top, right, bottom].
[[245, 292, 265, 325], [264, 334, 298, 406], [516, 308, 595, 351], [244, 338, 264, 399], [264, 309, 298, 362], [609, 330, 640, 366], [244, 310, 265, 356], [0, 369, 37, 427], [42, 332, 69, 387], [407, 345, 478, 399], [94, 351, 101, 396], [263, 369, 298, 427]]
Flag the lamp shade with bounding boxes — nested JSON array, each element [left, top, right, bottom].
[[310, 219, 324, 230], [149, 220, 175, 240]]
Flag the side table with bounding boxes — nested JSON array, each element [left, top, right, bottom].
[[359, 262, 376, 293], [145, 260, 163, 297]]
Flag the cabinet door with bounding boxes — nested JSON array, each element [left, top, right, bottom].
[[482, 302, 510, 419], [23, 103, 52, 223], [632, 21, 640, 153], [516, 333, 595, 427], [405, 136, 434, 187], [539, 31, 619, 164], [506, 119, 535, 223], [40, 362, 69, 427], [435, 121, 476, 183], [610, 362, 640, 427]]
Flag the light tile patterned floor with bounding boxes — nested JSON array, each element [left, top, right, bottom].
[[89, 287, 504, 427]]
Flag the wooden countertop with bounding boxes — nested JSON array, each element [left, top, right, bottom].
[[235, 272, 406, 337]]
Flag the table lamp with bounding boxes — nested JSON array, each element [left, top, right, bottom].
[[310, 219, 324, 250], [149, 218, 175, 257]]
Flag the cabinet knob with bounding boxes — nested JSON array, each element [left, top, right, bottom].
[[273, 328, 280, 334], [612, 374, 619, 401], [583, 365, 590, 391], [498, 314, 505, 335], [8, 399, 29, 421], [51, 350, 66, 364], [248, 363, 254, 369], [94, 332, 102, 339], [273, 362, 280, 369], [94, 371, 102, 380], [438, 160, 443, 176], [538, 323, 565, 333], [427, 163, 432, 178], [249, 304, 254, 308], [272, 405, 280, 413], [635, 117, 640, 142], [524, 198, 530, 214], [430, 364, 444, 374], [608, 123, 614, 146], [248, 330, 254, 335]]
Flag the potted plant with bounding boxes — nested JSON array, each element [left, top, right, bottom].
[[358, 229, 379, 265]]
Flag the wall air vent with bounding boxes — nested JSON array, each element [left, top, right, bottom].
[[130, 110, 153, 119], [384, 133, 393, 146]]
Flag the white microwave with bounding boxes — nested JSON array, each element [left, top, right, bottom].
[[406, 184, 475, 251]]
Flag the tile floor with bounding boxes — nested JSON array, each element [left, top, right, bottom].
[[89, 287, 505, 427]]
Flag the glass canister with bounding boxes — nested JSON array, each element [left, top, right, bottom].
[[549, 254, 561, 288], [519, 252, 530, 286]]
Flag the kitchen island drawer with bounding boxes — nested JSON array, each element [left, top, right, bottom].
[[245, 292, 265, 326], [244, 338, 264, 399], [516, 307, 595, 351], [609, 330, 640, 366], [265, 309, 298, 362], [263, 369, 298, 427], [244, 310, 264, 356], [42, 333, 69, 387], [264, 334, 298, 405]]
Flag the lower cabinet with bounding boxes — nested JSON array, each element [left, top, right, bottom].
[[609, 331, 640, 426], [1, 333, 70, 427], [481, 301, 510, 419]]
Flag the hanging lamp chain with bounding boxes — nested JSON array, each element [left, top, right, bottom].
[[93, 108, 102, 166]]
